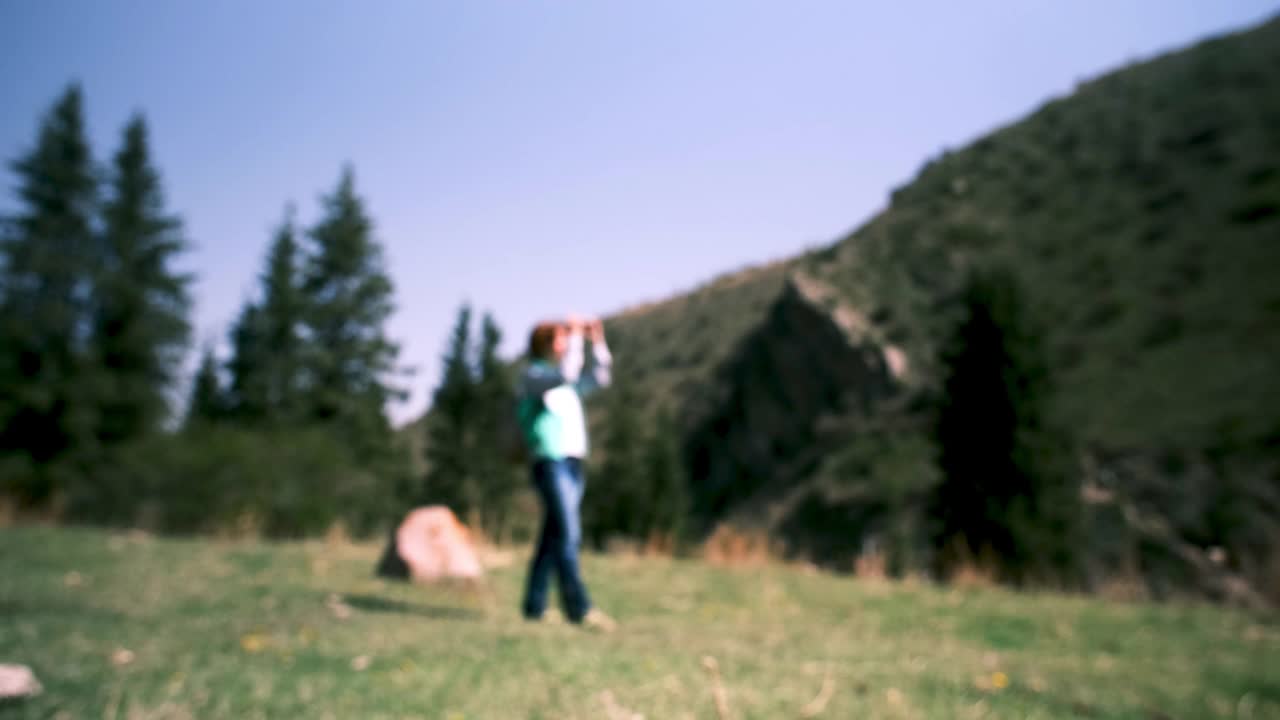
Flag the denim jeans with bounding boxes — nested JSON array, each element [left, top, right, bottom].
[[522, 457, 592, 622]]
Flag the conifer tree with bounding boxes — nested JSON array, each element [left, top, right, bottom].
[[92, 114, 192, 444], [423, 304, 478, 513], [185, 344, 227, 428], [585, 369, 646, 546], [473, 311, 521, 537], [641, 410, 690, 545], [225, 209, 304, 424], [932, 267, 1080, 583], [226, 302, 269, 421], [0, 85, 100, 502], [300, 167, 401, 456]]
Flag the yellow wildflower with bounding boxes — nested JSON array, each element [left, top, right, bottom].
[[240, 634, 266, 653]]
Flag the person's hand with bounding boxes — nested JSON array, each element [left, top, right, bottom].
[[587, 318, 606, 344], [564, 314, 585, 335]]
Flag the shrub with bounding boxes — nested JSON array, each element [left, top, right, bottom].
[[63, 425, 398, 538]]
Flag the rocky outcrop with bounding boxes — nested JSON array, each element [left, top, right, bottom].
[[686, 272, 902, 530]]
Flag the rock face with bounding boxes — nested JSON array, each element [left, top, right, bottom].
[[0, 664, 41, 700], [376, 506, 484, 582], [686, 272, 901, 529]]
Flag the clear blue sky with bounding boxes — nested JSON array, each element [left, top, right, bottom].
[[2, 1, 1276, 425]]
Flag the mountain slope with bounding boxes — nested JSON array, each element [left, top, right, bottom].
[[606, 14, 1280, 599], [808, 14, 1280, 452], [602, 259, 795, 426]]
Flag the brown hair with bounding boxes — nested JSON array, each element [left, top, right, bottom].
[[528, 321, 564, 360]]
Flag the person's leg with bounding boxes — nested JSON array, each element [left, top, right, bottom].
[[553, 458, 592, 622], [521, 461, 559, 619]]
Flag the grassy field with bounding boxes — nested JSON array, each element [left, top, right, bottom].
[[1, 526, 1276, 719]]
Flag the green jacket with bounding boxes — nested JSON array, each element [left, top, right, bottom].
[[516, 333, 612, 460]]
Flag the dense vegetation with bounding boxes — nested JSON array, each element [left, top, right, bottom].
[[0, 86, 412, 536], [801, 15, 1280, 597]]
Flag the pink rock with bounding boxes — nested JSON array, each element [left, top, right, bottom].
[[0, 664, 41, 700], [384, 506, 484, 582]]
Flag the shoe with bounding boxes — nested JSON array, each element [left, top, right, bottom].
[[524, 612, 564, 625], [578, 608, 617, 633]]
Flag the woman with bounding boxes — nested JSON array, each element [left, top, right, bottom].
[[517, 316, 616, 631]]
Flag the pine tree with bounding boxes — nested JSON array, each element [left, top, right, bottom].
[[0, 85, 100, 502], [931, 267, 1080, 583], [585, 369, 647, 546], [641, 409, 690, 547], [300, 167, 401, 454], [92, 114, 192, 445], [423, 304, 478, 514], [473, 311, 521, 538], [225, 208, 305, 425], [226, 301, 269, 421], [185, 344, 227, 428]]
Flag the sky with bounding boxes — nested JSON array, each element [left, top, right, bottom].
[[2, 1, 1276, 426]]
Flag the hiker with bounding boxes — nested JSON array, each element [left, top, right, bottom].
[[517, 315, 617, 631]]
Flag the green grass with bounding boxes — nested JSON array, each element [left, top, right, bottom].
[[2, 526, 1276, 718]]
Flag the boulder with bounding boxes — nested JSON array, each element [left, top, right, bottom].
[[376, 506, 484, 582], [0, 664, 41, 700]]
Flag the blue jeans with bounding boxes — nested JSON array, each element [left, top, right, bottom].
[[522, 457, 592, 622]]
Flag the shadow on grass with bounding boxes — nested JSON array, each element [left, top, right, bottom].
[[340, 593, 483, 621], [1, 598, 121, 620], [917, 677, 1171, 720]]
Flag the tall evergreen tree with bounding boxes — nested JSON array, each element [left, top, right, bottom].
[[931, 267, 1080, 583], [0, 85, 99, 502], [185, 344, 227, 428], [473, 311, 521, 537], [584, 369, 647, 547], [225, 209, 305, 425], [641, 409, 690, 546], [301, 167, 401, 454], [92, 114, 192, 445], [423, 304, 478, 514], [226, 301, 269, 421], [258, 209, 304, 418]]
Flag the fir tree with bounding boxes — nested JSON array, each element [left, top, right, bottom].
[[300, 167, 401, 455], [185, 344, 227, 428], [225, 209, 304, 424], [473, 311, 521, 537], [226, 301, 269, 421], [585, 368, 646, 546], [641, 409, 690, 546], [92, 114, 192, 444], [0, 85, 100, 501], [423, 304, 478, 513], [932, 267, 1080, 583]]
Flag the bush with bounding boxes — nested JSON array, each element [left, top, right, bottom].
[[63, 425, 398, 537]]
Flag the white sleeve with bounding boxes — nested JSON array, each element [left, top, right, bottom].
[[590, 337, 612, 387], [576, 336, 612, 396], [558, 330, 585, 384]]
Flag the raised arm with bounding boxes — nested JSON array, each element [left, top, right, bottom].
[[518, 319, 612, 401], [575, 320, 612, 397], [558, 327, 586, 384]]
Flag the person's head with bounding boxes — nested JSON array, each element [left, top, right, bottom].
[[528, 321, 569, 361]]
